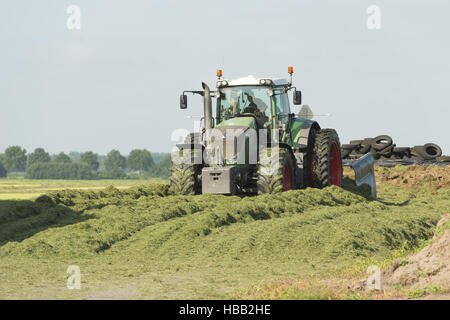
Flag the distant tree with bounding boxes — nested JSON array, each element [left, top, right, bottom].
[[97, 154, 106, 171], [54, 152, 72, 163], [28, 148, 51, 168], [146, 154, 171, 179], [68, 151, 82, 162], [127, 149, 154, 173], [80, 151, 99, 171], [0, 162, 6, 178], [103, 150, 126, 173], [26, 162, 93, 180], [3, 146, 27, 172], [151, 152, 170, 164]]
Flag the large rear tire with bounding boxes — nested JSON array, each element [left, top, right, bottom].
[[312, 129, 343, 188], [303, 128, 318, 188], [257, 147, 295, 194], [170, 149, 202, 195]]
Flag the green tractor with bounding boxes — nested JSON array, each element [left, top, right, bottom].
[[170, 67, 343, 195]]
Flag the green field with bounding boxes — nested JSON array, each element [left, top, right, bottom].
[[0, 178, 165, 200], [0, 171, 449, 299]]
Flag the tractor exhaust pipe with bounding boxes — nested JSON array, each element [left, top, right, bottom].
[[202, 82, 213, 129]]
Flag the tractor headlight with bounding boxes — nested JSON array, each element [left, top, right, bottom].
[[259, 79, 273, 85], [216, 80, 228, 88]]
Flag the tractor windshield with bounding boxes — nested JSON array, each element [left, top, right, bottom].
[[218, 86, 271, 121]]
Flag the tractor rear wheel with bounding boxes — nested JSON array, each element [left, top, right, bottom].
[[257, 147, 295, 194], [170, 149, 203, 195], [303, 128, 318, 188], [312, 129, 343, 188]]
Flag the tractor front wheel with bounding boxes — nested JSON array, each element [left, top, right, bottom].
[[170, 149, 203, 195], [312, 129, 343, 188], [257, 147, 295, 194]]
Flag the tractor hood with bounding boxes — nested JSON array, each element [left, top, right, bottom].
[[212, 116, 257, 167], [216, 117, 256, 130]]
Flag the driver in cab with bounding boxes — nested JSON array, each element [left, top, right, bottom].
[[243, 94, 258, 114], [243, 93, 268, 128]]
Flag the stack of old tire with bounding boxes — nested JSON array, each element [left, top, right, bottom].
[[341, 135, 448, 162]]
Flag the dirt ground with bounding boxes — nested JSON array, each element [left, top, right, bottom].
[[384, 216, 450, 290], [344, 165, 450, 190], [348, 215, 450, 300]]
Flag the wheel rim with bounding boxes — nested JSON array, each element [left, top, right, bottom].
[[330, 141, 342, 186], [283, 163, 291, 191]]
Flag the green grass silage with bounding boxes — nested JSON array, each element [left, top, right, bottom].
[[0, 178, 167, 200], [0, 181, 449, 299]]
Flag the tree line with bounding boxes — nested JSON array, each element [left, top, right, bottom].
[[0, 146, 170, 179]]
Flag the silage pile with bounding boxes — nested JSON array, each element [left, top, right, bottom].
[[1, 180, 448, 274], [0, 184, 169, 247]]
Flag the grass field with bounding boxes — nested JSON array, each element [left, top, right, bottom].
[[0, 178, 166, 200], [0, 167, 449, 299]]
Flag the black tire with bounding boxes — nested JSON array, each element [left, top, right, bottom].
[[312, 129, 343, 188], [341, 144, 357, 159], [423, 143, 442, 159], [437, 156, 450, 162], [410, 146, 426, 160], [393, 147, 410, 153], [257, 147, 295, 194], [342, 144, 358, 150], [393, 147, 411, 159], [303, 128, 318, 188], [170, 148, 203, 195], [349, 140, 363, 146], [392, 147, 411, 159], [378, 144, 396, 156], [359, 138, 374, 154], [341, 149, 351, 159], [372, 135, 393, 151], [369, 148, 381, 160]]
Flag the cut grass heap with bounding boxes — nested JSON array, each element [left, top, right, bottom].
[[0, 167, 449, 299]]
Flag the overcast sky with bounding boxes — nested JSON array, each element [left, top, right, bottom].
[[1, 0, 449, 155]]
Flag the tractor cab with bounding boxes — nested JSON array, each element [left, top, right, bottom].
[[215, 76, 298, 130]]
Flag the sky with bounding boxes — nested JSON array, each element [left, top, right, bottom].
[[1, 0, 449, 155]]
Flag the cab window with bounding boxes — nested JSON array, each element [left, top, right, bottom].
[[274, 93, 290, 115]]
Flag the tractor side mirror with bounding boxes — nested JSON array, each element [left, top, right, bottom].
[[180, 94, 187, 109], [293, 90, 302, 105]]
